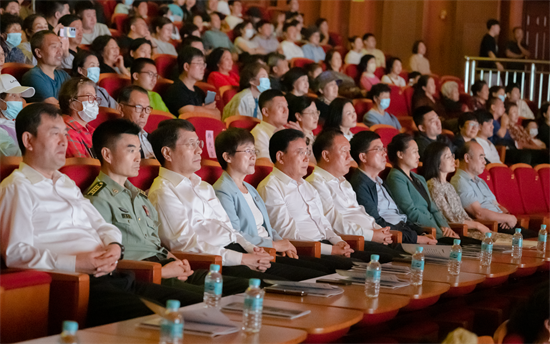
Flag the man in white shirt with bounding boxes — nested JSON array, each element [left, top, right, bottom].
[[75, 1, 112, 45], [117, 85, 155, 159], [251, 89, 289, 160], [257, 129, 395, 266], [475, 110, 502, 163], [225, 0, 244, 30], [148, 119, 325, 280], [278, 20, 304, 60], [307, 130, 401, 259], [0, 103, 202, 327], [361, 33, 385, 68], [505, 83, 534, 120]]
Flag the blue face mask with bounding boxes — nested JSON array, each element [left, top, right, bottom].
[[6, 32, 22, 48], [257, 78, 271, 93], [168, 15, 176, 22], [86, 67, 100, 83], [380, 98, 391, 110], [1, 100, 23, 120], [498, 95, 505, 102], [124, 0, 134, 5]]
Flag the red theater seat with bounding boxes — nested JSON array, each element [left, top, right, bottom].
[[2, 63, 33, 82], [182, 115, 226, 161], [0, 156, 22, 181], [512, 164, 550, 213], [350, 123, 370, 134], [353, 98, 373, 123], [387, 85, 409, 117], [196, 160, 223, 185], [112, 13, 128, 32], [98, 73, 131, 100], [403, 85, 414, 114], [153, 77, 174, 99], [245, 158, 273, 188], [128, 159, 160, 190], [195, 81, 224, 112], [488, 164, 526, 215], [479, 165, 497, 195], [221, 85, 239, 106], [144, 110, 174, 133], [291, 57, 314, 68], [88, 107, 122, 130], [370, 124, 399, 146], [536, 164, 550, 210], [374, 67, 385, 80], [225, 115, 261, 131], [153, 54, 177, 79], [59, 158, 101, 191], [109, 28, 122, 38], [343, 64, 360, 83]]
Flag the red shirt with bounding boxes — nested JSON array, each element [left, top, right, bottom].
[[207, 71, 240, 90], [63, 115, 95, 158]]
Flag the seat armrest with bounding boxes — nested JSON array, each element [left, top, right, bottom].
[[289, 240, 321, 258], [261, 247, 277, 261], [340, 235, 364, 251], [520, 215, 549, 231], [448, 223, 468, 237], [172, 252, 223, 272], [495, 145, 506, 163], [390, 230, 403, 244], [47, 271, 89, 334], [421, 226, 437, 239], [515, 215, 530, 229], [117, 260, 162, 285], [476, 220, 498, 232]]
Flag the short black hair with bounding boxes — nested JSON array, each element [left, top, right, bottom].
[[269, 128, 305, 163], [215, 128, 255, 170], [180, 23, 199, 39], [422, 141, 451, 182], [266, 52, 286, 71], [385, 57, 402, 75], [324, 98, 353, 131], [350, 130, 381, 164], [255, 19, 270, 31], [72, 50, 97, 76], [58, 14, 81, 27], [367, 82, 391, 100], [507, 283, 550, 344], [287, 96, 313, 122], [412, 106, 435, 128], [412, 40, 424, 54], [358, 54, 375, 74], [387, 133, 414, 165], [281, 67, 307, 92], [259, 89, 285, 110], [149, 119, 196, 166], [456, 140, 475, 162], [126, 15, 146, 34], [474, 109, 494, 125], [312, 129, 343, 162], [362, 33, 375, 41], [458, 112, 478, 129], [117, 85, 148, 104], [489, 85, 504, 96], [15, 103, 62, 155], [486, 96, 501, 112], [0, 0, 18, 10], [74, 1, 95, 17], [0, 13, 23, 34], [40, 1, 68, 20], [283, 20, 299, 33], [505, 101, 518, 114], [486, 19, 500, 30], [181, 35, 203, 49], [22, 14, 45, 37], [152, 16, 172, 32], [206, 47, 230, 73], [129, 37, 152, 55], [505, 82, 520, 94], [470, 79, 487, 96], [131, 57, 156, 82], [92, 119, 141, 164], [177, 46, 204, 74]]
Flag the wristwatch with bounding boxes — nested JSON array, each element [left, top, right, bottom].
[[109, 242, 125, 260]]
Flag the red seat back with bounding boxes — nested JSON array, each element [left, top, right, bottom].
[[184, 116, 226, 160], [88, 107, 121, 130], [147, 2, 159, 17], [374, 67, 385, 80], [379, 163, 392, 181], [371, 125, 399, 147], [387, 85, 409, 117], [144, 111, 174, 133], [488, 165, 526, 215], [353, 98, 373, 124], [329, 32, 343, 47], [290, 57, 314, 69], [344, 64, 360, 84], [0, 156, 22, 182], [403, 86, 414, 114], [97, 0, 117, 25], [128, 161, 160, 191], [225, 115, 261, 131], [350, 123, 369, 134], [245, 163, 273, 188], [536, 165, 550, 211], [222, 86, 239, 106], [478, 168, 495, 195], [196, 160, 223, 185], [195, 81, 224, 112], [98, 74, 131, 100], [109, 28, 122, 38], [59, 158, 101, 191], [512, 164, 549, 213], [112, 13, 128, 32], [154, 54, 177, 79], [2, 63, 33, 82], [153, 77, 174, 99]]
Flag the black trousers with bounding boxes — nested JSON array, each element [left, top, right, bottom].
[[161, 269, 250, 296], [498, 224, 538, 238], [313, 240, 397, 271], [224, 243, 327, 281], [86, 272, 203, 328], [437, 236, 482, 245]]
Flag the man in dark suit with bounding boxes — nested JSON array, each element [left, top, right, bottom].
[[349, 131, 437, 245]]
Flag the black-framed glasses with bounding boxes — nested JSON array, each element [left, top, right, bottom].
[[74, 95, 101, 104], [139, 71, 159, 79], [122, 103, 153, 114], [235, 149, 260, 156]]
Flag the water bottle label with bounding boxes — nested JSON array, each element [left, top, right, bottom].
[[205, 280, 222, 296], [244, 297, 263, 311], [539, 233, 547, 243], [161, 322, 183, 339], [450, 251, 462, 262], [411, 259, 424, 270], [366, 269, 381, 281], [512, 237, 523, 247], [481, 243, 493, 253]]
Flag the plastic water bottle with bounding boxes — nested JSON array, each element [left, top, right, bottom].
[[58, 321, 79, 344], [159, 300, 183, 344], [448, 239, 462, 276], [480, 232, 493, 266], [365, 254, 381, 297], [204, 264, 223, 309], [242, 278, 264, 333], [511, 228, 523, 259], [411, 246, 424, 286], [537, 225, 547, 253]]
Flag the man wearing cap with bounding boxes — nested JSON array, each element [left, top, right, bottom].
[[313, 71, 341, 122], [0, 74, 35, 155], [21, 30, 70, 104]]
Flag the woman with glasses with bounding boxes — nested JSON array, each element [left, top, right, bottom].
[[91, 35, 131, 77], [323, 98, 357, 141], [72, 50, 118, 109], [288, 96, 318, 163], [131, 58, 171, 114], [385, 133, 461, 243], [59, 77, 100, 158], [423, 142, 495, 241], [213, 128, 331, 275]]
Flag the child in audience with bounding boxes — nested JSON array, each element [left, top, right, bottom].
[[381, 57, 406, 87], [358, 54, 380, 91]]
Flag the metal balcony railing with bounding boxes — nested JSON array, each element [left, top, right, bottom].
[[464, 56, 550, 108]]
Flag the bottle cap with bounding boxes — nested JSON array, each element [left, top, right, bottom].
[[515, 228, 522, 233], [542, 225, 547, 230], [453, 239, 461, 245], [370, 254, 379, 262], [416, 246, 424, 253], [210, 264, 220, 272], [249, 278, 261, 287], [166, 299, 180, 310], [62, 321, 78, 333], [485, 232, 492, 238]]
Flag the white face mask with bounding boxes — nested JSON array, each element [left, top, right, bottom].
[[77, 100, 99, 122], [244, 28, 255, 39], [529, 128, 538, 138]]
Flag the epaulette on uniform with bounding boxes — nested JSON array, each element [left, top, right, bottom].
[[86, 181, 106, 196]]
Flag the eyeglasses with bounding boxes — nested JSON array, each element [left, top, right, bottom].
[[301, 110, 320, 118], [297, 148, 312, 157], [74, 95, 101, 104], [235, 149, 260, 156], [366, 146, 387, 154], [139, 71, 159, 79], [181, 139, 204, 150], [122, 103, 153, 114]]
